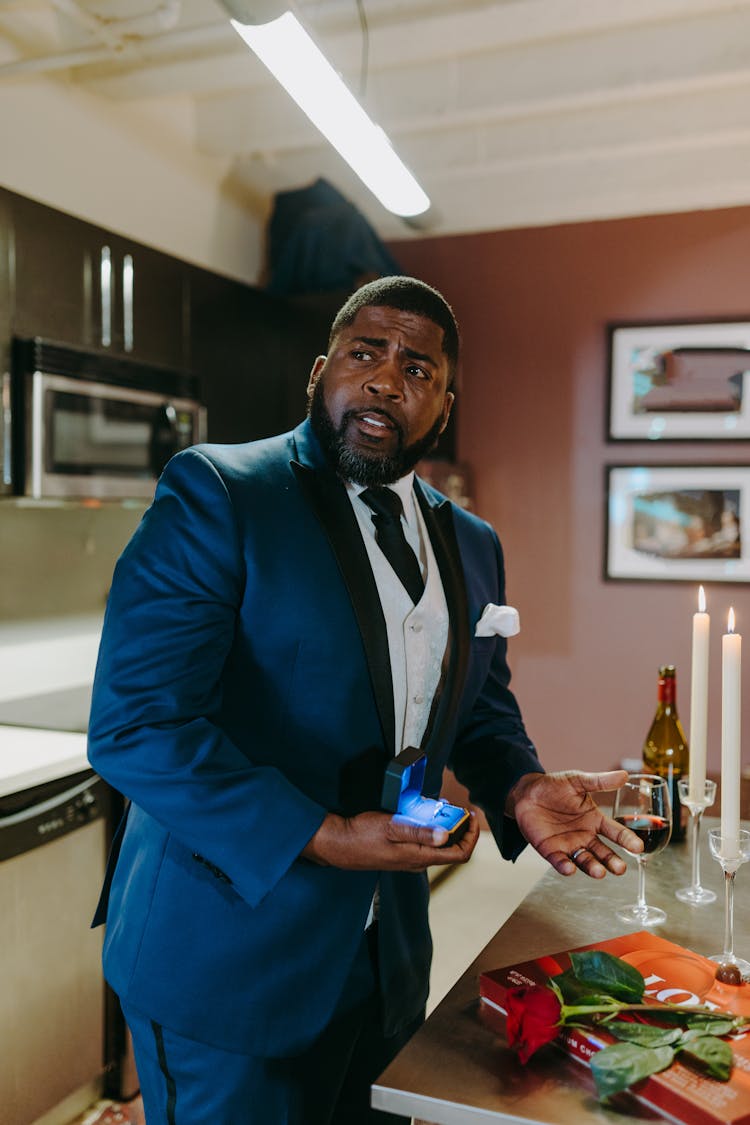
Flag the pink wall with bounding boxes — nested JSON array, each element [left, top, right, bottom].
[[391, 207, 750, 777]]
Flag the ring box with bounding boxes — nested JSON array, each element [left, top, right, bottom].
[[381, 747, 470, 846]]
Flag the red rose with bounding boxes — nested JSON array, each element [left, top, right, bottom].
[[504, 986, 562, 1063]]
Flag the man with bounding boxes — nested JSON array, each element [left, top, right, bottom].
[[88, 276, 640, 1125]]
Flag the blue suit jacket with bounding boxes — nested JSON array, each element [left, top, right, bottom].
[[88, 418, 542, 1057]]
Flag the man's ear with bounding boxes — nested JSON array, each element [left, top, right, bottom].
[[438, 391, 455, 434], [307, 355, 327, 395]]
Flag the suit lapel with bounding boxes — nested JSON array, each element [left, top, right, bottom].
[[414, 479, 471, 757], [290, 454, 396, 757]]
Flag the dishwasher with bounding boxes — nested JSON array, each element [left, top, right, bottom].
[[0, 766, 110, 1125]]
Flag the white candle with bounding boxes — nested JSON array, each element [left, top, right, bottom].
[[721, 607, 741, 857], [689, 585, 710, 803]]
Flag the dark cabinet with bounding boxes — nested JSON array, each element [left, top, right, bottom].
[[5, 188, 189, 370], [103, 235, 189, 369], [282, 291, 348, 427], [190, 267, 288, 444], [10, 192, 101, 349], [191, 281, 359, 445], [2, 187, 453, 458]]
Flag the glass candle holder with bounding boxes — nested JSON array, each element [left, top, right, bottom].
[[707, 827, 750, 979], [675, 777, 717, 905]]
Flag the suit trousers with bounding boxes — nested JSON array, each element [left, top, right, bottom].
[[120, 924, 422, 1125]]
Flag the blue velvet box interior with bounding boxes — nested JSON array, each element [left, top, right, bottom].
[[381, 747, 469, 842]]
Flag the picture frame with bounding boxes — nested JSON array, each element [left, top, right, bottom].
[[608, 321, 750, 440], [605, 465, 750, 582]]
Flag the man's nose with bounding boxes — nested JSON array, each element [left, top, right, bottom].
[[364, 360, 404, 399]]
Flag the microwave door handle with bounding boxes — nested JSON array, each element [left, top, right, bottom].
[[149, 404, 179, 478]]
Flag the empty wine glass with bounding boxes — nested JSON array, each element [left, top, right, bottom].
[[613, 774, 671, 926]]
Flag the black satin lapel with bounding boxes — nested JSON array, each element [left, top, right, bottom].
[[291, 461, 396, 755], [415, 483, 471, 755]]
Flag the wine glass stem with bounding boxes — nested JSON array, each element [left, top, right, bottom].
[[637, 857, 647, 913], [723, 870, 736, 959], [690, 810, 703, 889]]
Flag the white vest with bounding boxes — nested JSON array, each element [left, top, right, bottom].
[[348, 479, 449, 753]]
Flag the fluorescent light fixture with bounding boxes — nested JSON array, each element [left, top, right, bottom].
[[230, 11, 430, 218]]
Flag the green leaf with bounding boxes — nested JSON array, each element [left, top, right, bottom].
[[570, 951, 645, 1003], [607, 1022, 682, 1048], [678, 1035, 733, 1081], [686, 1016, 736, 1036], [552, 968, 619, 1007], [639, 1008, 706, 1025], [590, 1043, 674, 1099]]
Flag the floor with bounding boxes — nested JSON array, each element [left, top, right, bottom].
[[58, 835, 547, 1125]]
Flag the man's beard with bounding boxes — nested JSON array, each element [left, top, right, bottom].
[[308, 381, 446, 486]]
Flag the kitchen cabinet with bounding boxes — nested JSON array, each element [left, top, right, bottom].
[[9, 190, 102, 351], [0, 185, 455, 460], [282, 291, 347, 426], [93, 232, 189, 369], [190, 266, 288, 444], [5, 187, 189, 370], [191, 282, 360, 444]]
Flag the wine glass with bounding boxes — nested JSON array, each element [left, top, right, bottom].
[[612, 774, 671, 926]]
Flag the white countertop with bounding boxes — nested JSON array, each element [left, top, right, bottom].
[[0, 725, 89, 796], [0, 613, 102, 703], [0, 616, 100, 794]]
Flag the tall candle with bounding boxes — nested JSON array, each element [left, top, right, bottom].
[[689, 585, 710, 803], [721, 607, 741, 857]]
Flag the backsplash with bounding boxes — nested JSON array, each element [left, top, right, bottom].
[[0, 501, 144, 621]]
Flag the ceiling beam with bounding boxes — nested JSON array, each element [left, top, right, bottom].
[[71, 0, 750, 101], [191, 6, 750, 158]]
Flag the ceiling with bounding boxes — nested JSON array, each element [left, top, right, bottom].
[[1, 0, 750, 242]]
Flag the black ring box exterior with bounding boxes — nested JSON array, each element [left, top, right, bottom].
[[381, 747, 470, 845]]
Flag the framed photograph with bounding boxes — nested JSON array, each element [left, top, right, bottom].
[[608, 321, 750, 440], [606, 465, 750, 582]]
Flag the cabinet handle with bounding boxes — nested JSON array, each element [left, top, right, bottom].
[[123, 253, 134, 352], [100, 245, 112, 348], [1, 370, 10, 488], [31, 370, 43, 498]]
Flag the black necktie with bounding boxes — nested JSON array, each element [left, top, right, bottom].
[[360, 486, 425, 605]]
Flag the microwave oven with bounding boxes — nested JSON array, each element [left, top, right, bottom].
[[11, 338, 206, 501]]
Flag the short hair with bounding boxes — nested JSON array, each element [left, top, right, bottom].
[[328, 276, 460, 383]]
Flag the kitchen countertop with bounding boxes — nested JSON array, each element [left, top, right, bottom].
[[0, 725, 89, 796], [372, 818, 749, 1124], [0, 614, 100, 795], [0, 613, 102, 704]]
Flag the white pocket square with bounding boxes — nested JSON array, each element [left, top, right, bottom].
[[474, 603, 520, 638]]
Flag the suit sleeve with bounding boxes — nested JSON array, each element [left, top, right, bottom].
[[448, 526, 543, 860], [87, 447, 327, 908]]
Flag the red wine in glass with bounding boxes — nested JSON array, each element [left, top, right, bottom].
[[615, 814, 671, 854], [612, 774, 671, 926]]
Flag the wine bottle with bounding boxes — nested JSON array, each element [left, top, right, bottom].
[[642, 664, 689, 842]]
